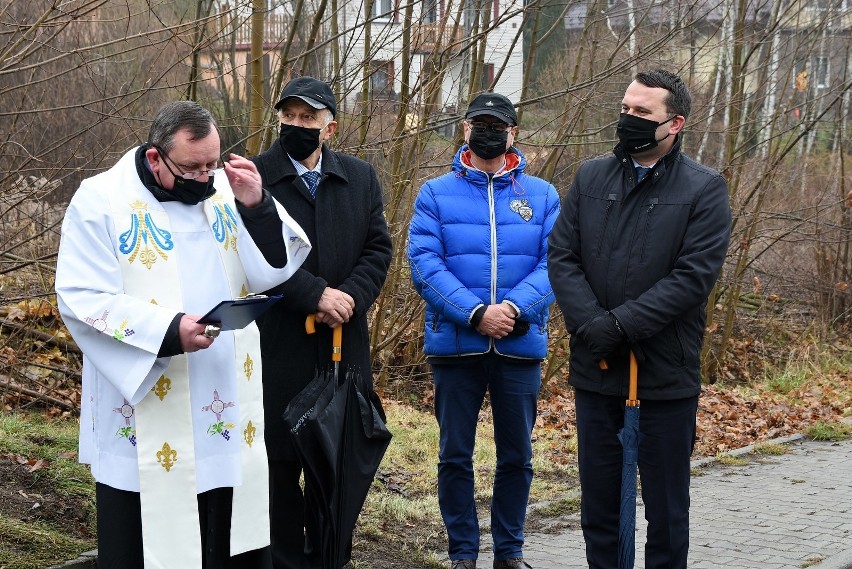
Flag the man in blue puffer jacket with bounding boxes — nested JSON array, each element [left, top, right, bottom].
[[408, 92, 560, 569]]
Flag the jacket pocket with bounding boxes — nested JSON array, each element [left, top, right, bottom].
[[639, 198, 659, 264], [594, 193, 618, 259]]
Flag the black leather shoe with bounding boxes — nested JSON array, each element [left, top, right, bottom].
[[493, 559, 531, 569], [451, 560, 477, 569]]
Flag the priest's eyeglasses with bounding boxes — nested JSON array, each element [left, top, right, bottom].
[[154, 146, 218, 180]]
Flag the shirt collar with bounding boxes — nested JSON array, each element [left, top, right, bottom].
[[288, 154, 323, 176]]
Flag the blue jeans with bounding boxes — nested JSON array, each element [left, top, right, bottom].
[[432, 353, 541, 561]]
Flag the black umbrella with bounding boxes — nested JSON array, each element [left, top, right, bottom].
[[282, 315, 392, 569], [617, 351, 641, 569]]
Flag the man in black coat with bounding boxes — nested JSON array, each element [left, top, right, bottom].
[[251, 76, 393, 569], [547, 70, 731, 569]]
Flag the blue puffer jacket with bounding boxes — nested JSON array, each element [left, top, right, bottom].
[[408, 145, 560, 359]]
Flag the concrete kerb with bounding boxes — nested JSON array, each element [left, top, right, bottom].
[[689, 432, 805, 468], [48, 548, 97, 569], [816, 547, 852, 569]]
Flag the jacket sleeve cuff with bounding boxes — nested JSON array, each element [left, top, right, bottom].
[[157, 312, 184, 357], [469, 304, 487, 327], [503, 300, 521, 318], [609, 306, 632, 342]]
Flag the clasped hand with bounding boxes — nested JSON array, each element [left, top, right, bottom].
[[476, 303, 517, 339], [316, 287, 355, 327]]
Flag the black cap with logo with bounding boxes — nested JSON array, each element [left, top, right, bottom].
[[274, 76, 337, 117], [465, 92, 517, 125]]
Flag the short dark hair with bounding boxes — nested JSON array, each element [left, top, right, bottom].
[[148, 101, 217, 153], [635, 69, 692, 119]]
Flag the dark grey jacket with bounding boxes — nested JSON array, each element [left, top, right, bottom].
[[548, 137, 731, 400], [251, 141, 392, 460]]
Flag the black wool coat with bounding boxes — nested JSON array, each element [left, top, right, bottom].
[[251, 141, 392, 460]]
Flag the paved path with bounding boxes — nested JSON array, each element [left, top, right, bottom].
[[472, 436, 852, 568]]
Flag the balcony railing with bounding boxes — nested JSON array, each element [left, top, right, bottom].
[[411, 23, 464, 54], [208, 10, 292, 48]]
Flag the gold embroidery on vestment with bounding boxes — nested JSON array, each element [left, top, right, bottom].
[[244, 420, 256, 448], [156, 442, 177, 472], [244, 353, 254, 380], [152, 375, 172, 401]]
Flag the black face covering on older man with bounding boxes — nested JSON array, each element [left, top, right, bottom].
[[280, 124, 322, 161], [169, 176, 215, 205], [468, 129, 509, 160]]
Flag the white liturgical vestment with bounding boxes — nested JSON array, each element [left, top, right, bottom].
[[55, 147, 311, 568]]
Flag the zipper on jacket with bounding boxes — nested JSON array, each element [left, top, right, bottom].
[[594, 194, 618, 258], [639, 198, 659, 263], [488, 174, 497, 350], [431, 312, 439, 331]]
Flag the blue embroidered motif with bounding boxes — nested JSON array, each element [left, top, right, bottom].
[[119, 201, 173, 268], [211, 202, 239, 248]]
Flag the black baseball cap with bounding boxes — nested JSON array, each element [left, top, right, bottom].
[[465, 93, 517, 125], [274, 76, 337, 117]]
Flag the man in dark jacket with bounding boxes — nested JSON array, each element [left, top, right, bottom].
[[251, 76, 392, 569], [408, 93, 560, 569], [547, 70, 731, 569]]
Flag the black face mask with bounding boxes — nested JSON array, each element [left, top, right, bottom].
[[468, 129, 509, 160], [279, 123, 322, 161], [616, 113, 675, 154], [169, 175, 216, 205]]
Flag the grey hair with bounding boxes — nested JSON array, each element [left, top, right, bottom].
[[635, 69, 692, 119], [277, 106, 334, 127], [148, 101, 217, 152]]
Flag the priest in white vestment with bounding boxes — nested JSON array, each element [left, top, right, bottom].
[[55, 101, 310, 569]]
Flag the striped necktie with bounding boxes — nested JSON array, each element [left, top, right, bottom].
[[302, 171, 321, 198], [636, 166, 651, 183]]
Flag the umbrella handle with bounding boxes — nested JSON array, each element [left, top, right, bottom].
[[332, 324, 342, 362], [599, 354, 639, 404], [305, 314, 342, 363], [627, 351, 638, 405]]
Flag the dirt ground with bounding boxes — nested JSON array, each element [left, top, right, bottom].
[[0, 457, 94, 548]]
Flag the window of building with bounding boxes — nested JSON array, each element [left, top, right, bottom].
[[814, 55, 829, 89], [423, 0, 439, 23], [479, 63, 495, 92], [371, 0, 393, 19], [369, 60, 395, 96]]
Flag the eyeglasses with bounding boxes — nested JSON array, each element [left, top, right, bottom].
[[467, 120, 513, 133], [154, 146, 218, 180]]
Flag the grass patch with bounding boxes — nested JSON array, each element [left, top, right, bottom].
[[0, 412, 93, 502], [0, 516, 93, 569], [762, 359, 811, 395], [534, 496, 581, 517], [805, 421, 852, 441], [715, 453, 749, 466], [752, 443, 788, 456]]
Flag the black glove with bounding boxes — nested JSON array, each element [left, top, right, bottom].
[[507, 319, 530, 337], [577, 312, 626, 360]]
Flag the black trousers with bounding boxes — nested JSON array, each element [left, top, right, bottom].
[[269, 458, 323, 569], [96, 482, 272, 569], [574, 389, 698, 569]]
